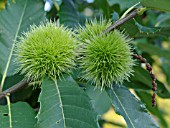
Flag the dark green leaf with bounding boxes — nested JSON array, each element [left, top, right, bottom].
[[141, 0, 170, 12], [135, 22, 170, 37], [108, 85, 159, 128], [0, 102, 37, 128], [121, 19, 170, 37], [37, 75, 98, 128], [121, 19, 139, 36], [58, 0, 79, 28]]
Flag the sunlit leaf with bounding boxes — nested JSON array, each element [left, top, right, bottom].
[[108, 85, 159, 128], [136, 91, 168, 128], [126, 66, 170, 98]]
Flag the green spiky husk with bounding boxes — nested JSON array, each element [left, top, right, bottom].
[[78, 20, 134, 89], [15, 22, 77, 81], [77, 19, 112, 42]]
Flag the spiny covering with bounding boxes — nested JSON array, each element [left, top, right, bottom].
[[78, 20, 134, 89], [77, 19, 112, 42], [15, 22, 77, 81]]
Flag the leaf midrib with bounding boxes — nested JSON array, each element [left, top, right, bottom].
[[112, 89, 136, 128], [54, 79, 66, 127], [0, 0, 28, 91], [6, 95, 12, 128]]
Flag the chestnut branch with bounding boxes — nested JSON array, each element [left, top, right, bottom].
[[103, 8, 139, 34]]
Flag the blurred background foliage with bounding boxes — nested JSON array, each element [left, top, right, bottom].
[[0, 0, 6, 11], [0, 0, 170, 127]]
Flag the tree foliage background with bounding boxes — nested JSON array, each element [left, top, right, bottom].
[[0, 0, 170, 128]]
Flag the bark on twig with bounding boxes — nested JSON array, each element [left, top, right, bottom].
[[103, 9, 139, 34], [0, 80, 29, 100]]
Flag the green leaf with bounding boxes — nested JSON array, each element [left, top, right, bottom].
[[0, 0, 45, 90], [85, 86, 111, 115], [136, 91, 168, 128], [107, 0, 141, 10], [141, 0, 170, 12], [126, 66, 170, 98], [58, 0, 79, 28], [121, 20, 139, 36], [137, 43, 170, 60], [108, 85, 159, 128], [0, 102, 37, 128], [121, 19, 170, 37], [135, 22, 170, 37], [37, 75, 98, 128]]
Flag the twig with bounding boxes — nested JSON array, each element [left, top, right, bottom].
[[132, 54, 157, 107], [0, 80, 29, 100], [103, 9, 139, 34]]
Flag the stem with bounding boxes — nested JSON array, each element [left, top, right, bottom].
[[0, 80, 29, 100], [103, 7, 147, 34], [6, 93, 12, 128], [103, 9, 139, 34]]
